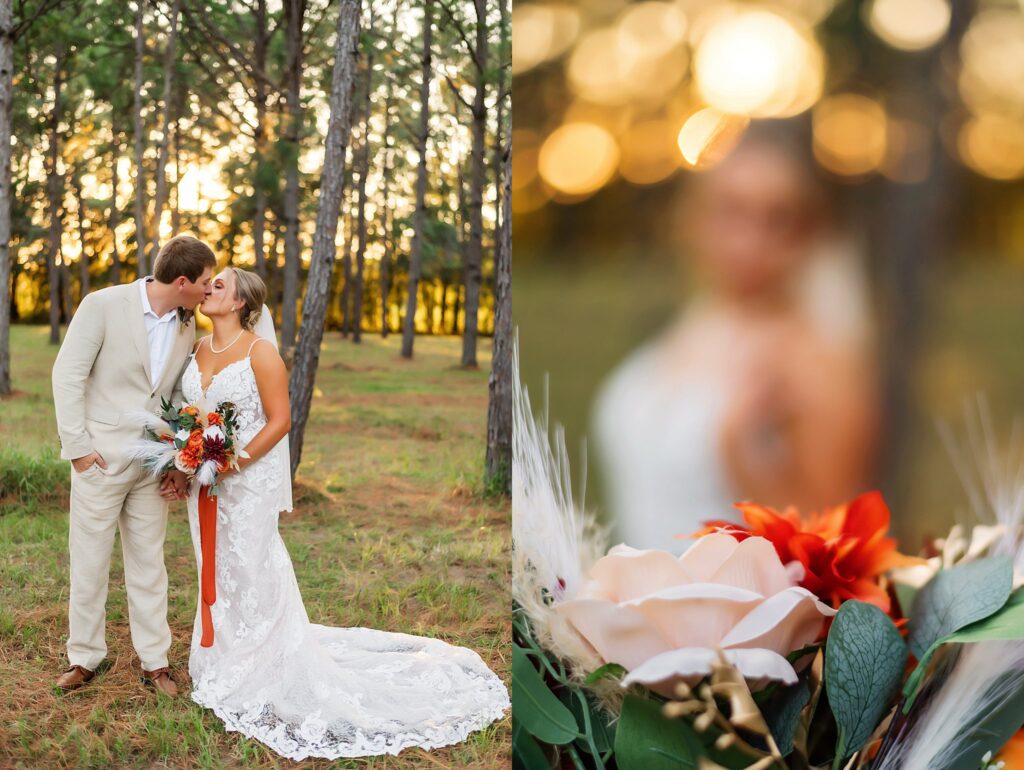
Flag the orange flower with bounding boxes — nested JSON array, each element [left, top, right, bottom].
[[182, 405, 200, 417], [178, 445, 202, 469], [997, 729, 1024, 769], [207, 412, 223, 427], [700, 491, 922, 613]]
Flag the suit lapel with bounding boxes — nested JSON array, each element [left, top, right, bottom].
[[126, 280, 153, 386]]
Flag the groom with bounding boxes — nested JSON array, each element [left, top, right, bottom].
[[51, 235, 217, 695]]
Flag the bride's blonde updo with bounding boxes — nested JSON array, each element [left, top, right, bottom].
[[228, 267, 267, 330]]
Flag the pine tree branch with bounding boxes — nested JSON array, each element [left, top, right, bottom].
[[12, 0, 67, 40], [435, 0, 482, 71], [180, 0, 282, 95], [443, 71, 473, 111]]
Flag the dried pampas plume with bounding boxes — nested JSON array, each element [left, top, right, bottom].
[[512, 330, 606, 676], [874, 396, 1024, 770]]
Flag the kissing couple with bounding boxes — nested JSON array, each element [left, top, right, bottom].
[[50, 235, 509, 760]]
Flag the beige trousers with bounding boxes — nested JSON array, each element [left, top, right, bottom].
[[67, 462, 171, 671]]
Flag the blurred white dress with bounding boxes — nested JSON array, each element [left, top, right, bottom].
[[181, 345, 509, 760], [592, 313, 737, 554], [592, 243, 872, 554]]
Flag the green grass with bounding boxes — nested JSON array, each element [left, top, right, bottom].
[[0, 325, 510, 769]]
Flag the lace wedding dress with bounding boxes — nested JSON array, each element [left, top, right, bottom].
[[180, 343, 509, 760]]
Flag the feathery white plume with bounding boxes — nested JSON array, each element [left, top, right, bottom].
[[125, 439, 178, 476], [196, 459, 219, 488], [875, 396, 1024, 770], [124, 408, 174, 438], [512, 329, 606, 672]]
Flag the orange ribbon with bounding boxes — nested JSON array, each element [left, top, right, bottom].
[[198, 485, 217, 647]]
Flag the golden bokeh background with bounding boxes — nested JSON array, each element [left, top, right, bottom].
[[513, 0, 1024, 546]]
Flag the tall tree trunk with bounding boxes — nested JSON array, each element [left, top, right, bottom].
[[379, 129, 392, 339], [490, 0, 507, 313], [149, 0, 180, 261], [454, 163, 468, 334], [340, 204, 352, 336], [252, 0, 268, 279], [400, 0, 432, 358], [47, 42, 66, 344], [378, 2, 397, 339], [109, 133, 123, 285], [280, 0, 306, 353], [289, 0, 361, 477], [0, 0, 14, 394], [352, 22, 373, 345], [133, 0, 149, 277], [74, 172, 90, 303], [485, 140, 511, 493], [460, 0, 488, 367], [171, 114, 181, 232], [60, 251, 72, 323], [439, 278, 448, 334]]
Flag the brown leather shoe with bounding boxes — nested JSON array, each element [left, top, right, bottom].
[[142, 666, 179, 696], [56, 664, 95, 691]]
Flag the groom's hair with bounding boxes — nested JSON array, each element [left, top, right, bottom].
[[153, 235, 217, 283]]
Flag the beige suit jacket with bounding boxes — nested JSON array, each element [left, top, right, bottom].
[[52, 281, 196, 476]]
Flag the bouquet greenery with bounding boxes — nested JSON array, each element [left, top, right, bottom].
[[512, 348, 1024, 770]]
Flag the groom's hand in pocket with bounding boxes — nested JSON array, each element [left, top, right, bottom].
[[71, 451, 107, 473], [159, 470, 189, 501]]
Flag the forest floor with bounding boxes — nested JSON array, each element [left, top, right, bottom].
[[0, 325, 510, 770]]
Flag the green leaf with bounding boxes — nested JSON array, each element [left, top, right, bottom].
[[825, 600, 907, 762], [560, 687, 616, 755], [511, 644, 579, 746], [764, 681, 810, 757], [904, 588, 1024, 709], [513, 719, 553, 770], [908, 556, 1013, 660], [615, 694, 700, 770], [584, 662, 626, 685]]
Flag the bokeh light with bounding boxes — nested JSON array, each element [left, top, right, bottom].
[[866, 0, 951, 52], [511, 4, 581, 75], [619, 119, 684, 184], [512, 129, 553, 213], [959, 9, 1024, 118], [567, 21, 688, 106], [676, 107, 749, 170], [957, 113, 1024, 181], [813, 94, 888, 177], [538, 122, 620, 197], [616, 2, 688, 57], [772, 0, 838, 26], [692, 6, 824, 118]]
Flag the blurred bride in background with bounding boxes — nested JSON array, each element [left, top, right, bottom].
[[592, 127, 880, 553]]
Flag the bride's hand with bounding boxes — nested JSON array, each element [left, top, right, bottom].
[[217, 458, 249, 481]]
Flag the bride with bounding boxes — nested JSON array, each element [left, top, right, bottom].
[[165, 267, 509, 760]]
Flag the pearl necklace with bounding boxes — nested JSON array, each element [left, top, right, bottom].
[[210, 329, 244, 354]]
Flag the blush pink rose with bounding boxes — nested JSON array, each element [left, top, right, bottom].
[[553, 533, 836, 697]]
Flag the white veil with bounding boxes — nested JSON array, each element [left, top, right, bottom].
[[253, 304, 294, 513]]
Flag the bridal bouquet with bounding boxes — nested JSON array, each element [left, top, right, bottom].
[[512, 348, 1024, 770], [130, 396, 248, 648], [130, 396, 246, 495]]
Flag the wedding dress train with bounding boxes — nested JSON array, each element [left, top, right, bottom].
[[180, 348, 509, 760]]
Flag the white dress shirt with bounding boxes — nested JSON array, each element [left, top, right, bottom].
[[139, 277, 179, 387]]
